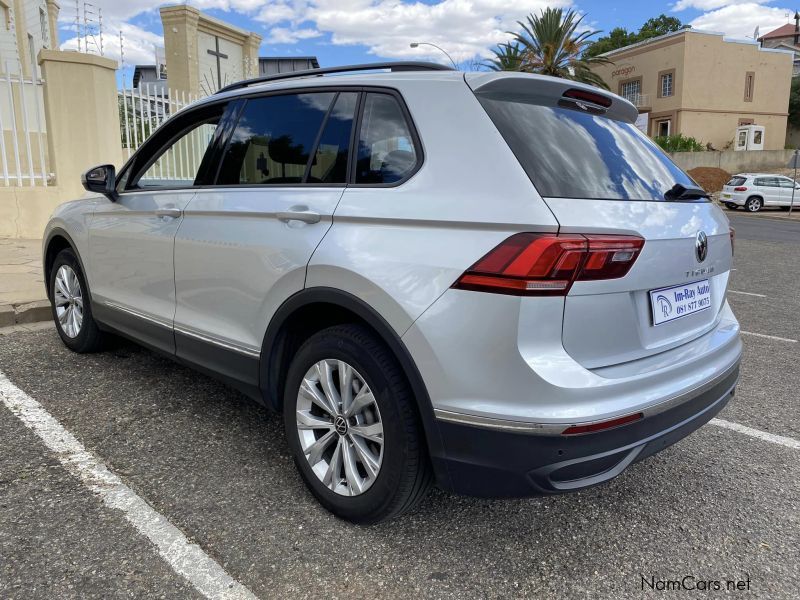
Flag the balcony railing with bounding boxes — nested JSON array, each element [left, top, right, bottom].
[[622, 93, 650, 107]]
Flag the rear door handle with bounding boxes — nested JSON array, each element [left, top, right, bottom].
[[155, 208, 182, 219], [276, 209, 321, 224]]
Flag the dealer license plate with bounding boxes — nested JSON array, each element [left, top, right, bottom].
[[650, 279, 711, 326]]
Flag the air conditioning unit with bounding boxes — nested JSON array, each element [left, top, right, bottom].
[[734, 125, 765, 151]]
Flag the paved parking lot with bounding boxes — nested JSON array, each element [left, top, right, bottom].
[[1, 213, 798, 599]]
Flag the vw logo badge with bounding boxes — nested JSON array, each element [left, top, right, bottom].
[[334, 415, 348, 436], [695, 231, 708, 263]]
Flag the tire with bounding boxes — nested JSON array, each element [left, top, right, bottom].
[[745, 197, 762, 212], [283, 324, 432, 524], [49, 248, 104, 353], [724, 203, 738, 210]]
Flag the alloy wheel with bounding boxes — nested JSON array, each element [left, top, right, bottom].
[[53, 265, 84, 338], [295, 359, 384, 496]]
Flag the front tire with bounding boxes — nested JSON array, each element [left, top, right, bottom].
[[49, 248, 104, 353], [283, 324, 432, 524], [745, 197, 763, 212]]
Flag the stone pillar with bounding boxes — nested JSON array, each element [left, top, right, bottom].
[[39, 50, 122, 200], [160, 5, 201, 96], [46, 0, 60, 48]]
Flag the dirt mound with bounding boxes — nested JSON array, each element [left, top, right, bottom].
[[688, 167, 731, 193]]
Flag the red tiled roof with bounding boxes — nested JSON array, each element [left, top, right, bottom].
[[759, 23, 798, 40]]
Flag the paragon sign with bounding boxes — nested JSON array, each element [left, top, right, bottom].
[[611, 65, 636, 78]]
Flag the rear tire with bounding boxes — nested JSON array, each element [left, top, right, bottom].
[[283, 324, 432, 524], [49, 248, 104, 353], [745, 197, 762, 212]]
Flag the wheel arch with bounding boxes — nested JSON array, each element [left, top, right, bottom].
[[43, 228, 89, 300], [260, 287, 450, 485]]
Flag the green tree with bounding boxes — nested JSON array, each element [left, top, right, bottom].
[[585, 13, 686, 58], [484, 42, 525, 71], [511, 7, 611, 89], [789, 77, 800, 128]]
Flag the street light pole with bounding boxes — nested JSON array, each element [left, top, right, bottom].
[[409, 42, 458, 69]]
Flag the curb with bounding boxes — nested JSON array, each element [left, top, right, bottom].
[[0, 300, 51, 327]]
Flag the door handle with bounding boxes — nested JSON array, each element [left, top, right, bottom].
[[155, 208, 182, 219], [276, 209, 321, 224]]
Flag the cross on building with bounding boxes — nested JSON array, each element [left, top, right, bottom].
[[207, 35, 229, 90]]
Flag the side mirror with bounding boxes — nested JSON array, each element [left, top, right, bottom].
[[81, 164, 118, 201]]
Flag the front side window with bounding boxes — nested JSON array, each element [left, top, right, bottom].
[[355, 93, 418, 184], [477, 95, 696, 202], [134, 119, 220, 189], [217, 92, 335, 185], [777, 178, 796, 188]]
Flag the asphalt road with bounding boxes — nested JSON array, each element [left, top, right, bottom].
[[1, 214, 798, 599]]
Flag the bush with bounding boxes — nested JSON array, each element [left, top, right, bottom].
[[654, 133, 705, 152]]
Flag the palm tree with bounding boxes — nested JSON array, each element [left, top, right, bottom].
[[484, 43, 524, 71], [511, 7, 611, 89]]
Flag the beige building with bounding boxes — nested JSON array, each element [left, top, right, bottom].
[[592, 29, 793, 151]]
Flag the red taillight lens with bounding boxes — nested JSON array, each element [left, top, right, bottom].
[[729, 226, 735, 256], [734, 186, 748, 191], [453, 233, 644, 296], [561, 412, 643, 435], [562, 88, 613, 107]]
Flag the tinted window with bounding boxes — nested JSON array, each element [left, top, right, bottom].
[[217, 92, 335, 185], [477, 96, 697, 201], [726, 177, 746, 186], [777, 178, 796, 188], [754, 177, 777, 187], [355, 93, 418, 184], [129, 118, 220, 189], [308, 92, 357, 184]]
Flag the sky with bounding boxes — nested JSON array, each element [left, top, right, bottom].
[[55, 1, 800, 87]]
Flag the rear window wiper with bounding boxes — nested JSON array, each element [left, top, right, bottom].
[[664, 183, 710, 201]]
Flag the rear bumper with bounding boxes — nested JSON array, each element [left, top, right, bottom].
[[432, 364, 738, 497]]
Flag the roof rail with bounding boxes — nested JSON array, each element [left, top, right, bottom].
[[216, 61, 454, 95]]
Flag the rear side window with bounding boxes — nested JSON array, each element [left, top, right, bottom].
[[217, 92, 335, 185], [477, 96, 697, 201], [309, 92, 357, 184], [726, 177, 747, 186], [355, 93, 418, 184], [754, 177, 777, 187]]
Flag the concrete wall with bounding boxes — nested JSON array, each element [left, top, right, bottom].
[[0, 185, 62, 237], [669, 149, 795, 173]]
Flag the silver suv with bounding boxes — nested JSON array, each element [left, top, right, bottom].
[[43, 63, 741, 523], [721, 173, 800, 212]]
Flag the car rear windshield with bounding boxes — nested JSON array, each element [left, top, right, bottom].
[[726, 177, 747, 186], [477, 95, 698, 201]]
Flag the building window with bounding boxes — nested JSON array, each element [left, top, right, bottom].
[[657, 120, 671, 137], [620, 79, 641, 103], [40, 8, 48, 47], [660, 72, 673, 97], [744, 71, 755, 102], [28, 33, 36, 78]]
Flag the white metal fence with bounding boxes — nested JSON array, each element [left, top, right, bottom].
[[118, 80, 203, 164], [0, 73, 51, 187]]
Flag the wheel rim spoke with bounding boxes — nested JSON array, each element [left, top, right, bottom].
[[53, 265, 83, 338], [295, 358, 383, 497]]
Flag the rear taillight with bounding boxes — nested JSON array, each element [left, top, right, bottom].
[[730, 226, 735, 255], [562, 88, 613, 108], [452, 233, 645, 296], [734, 186, 748, 191]]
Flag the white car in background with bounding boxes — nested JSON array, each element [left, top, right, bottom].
[[721, 173, 800, 212]]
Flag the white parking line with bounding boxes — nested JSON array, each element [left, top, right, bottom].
[[740, 330, 798, 343], [728, 290, 767, 298], [710, 418, 800, 450], [0, 370, 258, 600]]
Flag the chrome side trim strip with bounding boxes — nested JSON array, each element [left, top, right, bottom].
[[102, 301, 173, 330], [100, 300, 261, 359], [434, 360, 739, 435], [174, 325, 261, 359]]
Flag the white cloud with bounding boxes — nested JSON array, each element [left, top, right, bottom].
[[689, 3, 794, 38], [673, 0, 769, 11], [60, 22, 164, 67], [265, 27, 322, 44]]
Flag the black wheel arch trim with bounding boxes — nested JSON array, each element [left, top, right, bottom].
[[260, 287, 452, 488], [43, 228, 92, 301]]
